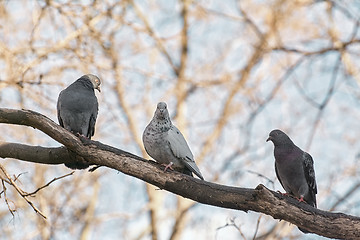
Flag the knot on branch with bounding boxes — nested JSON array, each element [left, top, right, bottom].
[[255, 184, 279, 203]]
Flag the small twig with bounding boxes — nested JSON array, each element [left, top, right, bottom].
[[216, 217, 247, 240], [330, 182, 360, 211], [0, 164, 47, 219], [252, 215, 262, 240], [247, 170, 275, 189], [306, 55, 341, 150], [24, 171, 75, 197], [13, 172, 27, 182], [2, 179, 16, 217]]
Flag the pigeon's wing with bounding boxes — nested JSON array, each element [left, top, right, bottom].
[[167, 126, 193, 159], [86, 97, 98, 139], [275, 161, 286, 191], [57, 91, 64, 127], [303, 152, 317, 206], [167, 126, 204, 180], [59, 81, 98, 137], [88, 114, 96, 138]]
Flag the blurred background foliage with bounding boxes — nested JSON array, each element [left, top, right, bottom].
[[0, 0, 360, 239]]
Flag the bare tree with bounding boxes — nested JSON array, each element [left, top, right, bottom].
[[1, 108, 360, 239], [1, 0, 360, 239]]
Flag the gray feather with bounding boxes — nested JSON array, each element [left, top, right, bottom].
[[267, 129, 317, 207], [143, 102, 204, 180], [57, 74, 101, 169], [303, 152, 317, 207]]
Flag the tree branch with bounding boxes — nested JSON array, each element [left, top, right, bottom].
[[0, 164, 47, 219], [0, 142, 71, 165], [0, 108, 359, 239]]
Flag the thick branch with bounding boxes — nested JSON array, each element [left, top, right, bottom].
[[0, 142, 70, 165], [0, 108, 360, 239]]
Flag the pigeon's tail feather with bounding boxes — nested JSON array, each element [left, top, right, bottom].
[[65, 149, 90, 170], [65, 162, 89, 170], [308, 193, 317, 208], [308, 198, 317, 208], [182, 168, 193, 177], [304, 192, 317, 208], [183, 160, 204, 180]]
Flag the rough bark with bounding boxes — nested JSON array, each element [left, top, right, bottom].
[[0, 108, 359, 239]]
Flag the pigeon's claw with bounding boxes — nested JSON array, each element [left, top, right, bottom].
[[78, 134, 92, 145], [298, 196, 306, 203], [162, 162, 174, 172]]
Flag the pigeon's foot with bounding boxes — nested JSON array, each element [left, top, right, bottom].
[[297, 196, 306, 203], [162, 162, 174, 172], [74, 132, 88, 138], [77, 134, 92, 145]]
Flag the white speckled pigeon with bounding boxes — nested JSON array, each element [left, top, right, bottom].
[[57, 74, 101, 169], [142, 102, 204, 180], [267, 129, 317, 232]]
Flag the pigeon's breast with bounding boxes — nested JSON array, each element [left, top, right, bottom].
[[276, 150, 308, 197], [143, 126, 179, 165]]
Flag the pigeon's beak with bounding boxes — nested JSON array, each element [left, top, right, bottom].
[[266, 136, 272, 142], [96, 86, 101, 92]]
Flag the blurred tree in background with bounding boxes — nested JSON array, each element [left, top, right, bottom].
[[0, 0, 360, 239]]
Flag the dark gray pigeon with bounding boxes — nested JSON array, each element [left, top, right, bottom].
[[267, 129, 317, 232], [57, 74, 101, 169], [267, 129, 317, 206], [142, 102, 204, 180]]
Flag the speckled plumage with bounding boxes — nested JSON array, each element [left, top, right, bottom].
[[142, 102, 204, 180]]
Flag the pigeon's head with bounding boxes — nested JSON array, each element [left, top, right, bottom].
[[266, 129, 292, 146], [85, 74, 101, 92], [154, 102, 169, 120]]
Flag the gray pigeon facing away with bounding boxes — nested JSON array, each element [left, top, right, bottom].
[[57, 74, 101, 169], [142, 102, 204, 180], [267, 129, 317, 233]]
